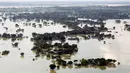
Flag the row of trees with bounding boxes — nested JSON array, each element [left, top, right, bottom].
[[49, 58, 118, 70]]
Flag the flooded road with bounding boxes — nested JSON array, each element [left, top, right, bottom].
[[0, 19, 130, 73]]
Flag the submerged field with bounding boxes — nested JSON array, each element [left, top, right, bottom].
[[0, 18, 129, 73], [0, 5, 130, 73]]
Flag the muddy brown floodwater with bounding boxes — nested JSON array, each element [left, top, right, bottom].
[[0, 19, 130, 73]]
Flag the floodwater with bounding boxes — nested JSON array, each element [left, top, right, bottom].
[[0, 19, 130, 73]]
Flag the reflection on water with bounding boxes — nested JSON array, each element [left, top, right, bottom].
[[0, 19, 130, 73], [50, 70, 56, 73]]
